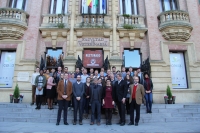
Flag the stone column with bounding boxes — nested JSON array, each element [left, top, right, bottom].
[[111, 0, 118, 56]]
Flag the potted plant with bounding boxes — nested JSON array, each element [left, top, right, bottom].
[[13, 84, 20, 103], [166, 85, 173, 104], [164, 95, 168, 104]]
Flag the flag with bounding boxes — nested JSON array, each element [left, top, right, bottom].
[[87, 0, 92, 8], [93, 0, 98, 7], [102, 0, 105, 10]]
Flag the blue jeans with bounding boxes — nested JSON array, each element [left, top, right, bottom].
[[91, 100, 101, 123], [145, 93, 152, 111]]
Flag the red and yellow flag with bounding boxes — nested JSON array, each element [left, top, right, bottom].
[[87, 0, 92, 8]]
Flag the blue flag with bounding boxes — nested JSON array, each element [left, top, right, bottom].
[[102, 0, 105, 10]]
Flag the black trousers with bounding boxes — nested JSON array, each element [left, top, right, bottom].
[[73, 97, 83, 122], [36, 95, 42, 107], [105, 108, 112, 122], [130, 99, 141, 123], [117, 101, 126, 123], [57, 100, 69, 123]]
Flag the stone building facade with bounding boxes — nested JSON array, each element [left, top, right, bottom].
[[0, 0, 200, 103]]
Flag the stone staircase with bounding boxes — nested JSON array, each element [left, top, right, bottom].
[[0, 103, 200, 124]]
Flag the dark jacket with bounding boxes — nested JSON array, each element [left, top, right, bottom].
[[84, 83, 91, 97], [114, 80, 128, 102], [102, 85, 115, 100], [90, 84, 102, 103], [143, 78, 153, 93], [73, 82, 85, 98]]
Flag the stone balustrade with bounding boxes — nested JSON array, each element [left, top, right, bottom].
[[117, 14, 146, 28], [0, 8, 29, 39], [157, 10, 193, 41], [40, 14, 69, 28]]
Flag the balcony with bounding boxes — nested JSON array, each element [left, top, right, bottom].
[[39, 14, 70, 48], [117, 15, 147, 39], [158, 10, 193, 41], [0, 8, 29, 40]]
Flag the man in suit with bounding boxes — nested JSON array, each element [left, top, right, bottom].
[[56, 73, 72, 126], [73, 75, 85, 125], [114, 73, 128, 126], [90, 78, 102, 126], [128, 76, 145, 126]]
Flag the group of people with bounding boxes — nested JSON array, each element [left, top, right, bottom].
[[31, 66, 153, 126]]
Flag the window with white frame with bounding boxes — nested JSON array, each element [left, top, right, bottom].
[[159, 0, 178, 12], [81, 0, 107, 14], [120, 0, 138, 15], [9, 0, 27, 10], [49, 0, 68, 14]]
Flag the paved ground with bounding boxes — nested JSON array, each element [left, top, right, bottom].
[[0, 121, 200, 133]]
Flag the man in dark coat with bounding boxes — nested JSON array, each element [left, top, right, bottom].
[[114, 73, 128, 126]]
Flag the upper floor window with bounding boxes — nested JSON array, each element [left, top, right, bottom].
[[9, 0, 27, 10], [81, 0, 107, 14], [160, 0, 178, 12], [49, 0, 68, 14], [120, 0, 138, 15]]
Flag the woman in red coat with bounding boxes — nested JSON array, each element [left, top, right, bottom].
[[102, 79, 115, 125]]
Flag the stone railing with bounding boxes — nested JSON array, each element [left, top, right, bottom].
[[76, 14, 111, 28], [158, 10, 190, 27], [40, 14, 70, 28], [117, 14, 146, 28], [157, 10, 193, 41], [0, 8, 29, 39], [0, 8, 29, 26]]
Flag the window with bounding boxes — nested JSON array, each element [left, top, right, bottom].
[[9, 0, 27, 10], [160, 0, 178, 12], [170, 52, 188, 89], [81, 0, 107, 14], [49, 0, 68, 14], [46, 48, 63, 68], [120, 0, 138, 15], [123, 49, 141, 68]]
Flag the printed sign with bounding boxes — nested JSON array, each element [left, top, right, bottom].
[[0, 52, 16, 88], [77, 38, 109, 47], [83, 50, 103, 68], [17, 72, 30, 81], [170, 53, 187, 88]]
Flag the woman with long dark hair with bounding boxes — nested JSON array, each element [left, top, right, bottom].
[[124, 74, 134, 114], [84, 77, 91, 119], [102, 79, 115, 125], [143, 72, 153, 113], [46, 72, 57, 109]]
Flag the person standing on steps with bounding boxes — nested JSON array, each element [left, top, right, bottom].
[[30, 67, 40, 105], [73, 75, 85, 125], [56, 73, 72, 126], [102, 79, 115, 125], [35, 70, 46, 110], [114, 73, 128, 126], [128, 76, 145, 126]]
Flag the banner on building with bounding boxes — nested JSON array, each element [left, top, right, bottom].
[[0, 52, 16, 88], [83, 50, 103, 68], [170, 53, 187, 88]]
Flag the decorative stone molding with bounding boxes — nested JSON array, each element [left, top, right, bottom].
[[158, 10, 193, 41], [0, 8, 29, 40], [75, 28, 112, 37]]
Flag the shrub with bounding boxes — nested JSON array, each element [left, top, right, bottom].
[[13, 84, 20, 99], [166, 85, 172, 100]]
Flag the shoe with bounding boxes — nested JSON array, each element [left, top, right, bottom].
[[30, 103, 34, 106], [35, 106, 39, 110], [56, 122, 59, 125], [90, 122, 94, 125], [50, 107, 54, 110], [120, 122, 125, 126], [117, 121, 121, 124], [97, 122, 100, 126], [38, 106, 41, 110], [149, 110, 152, 113], [108, 121, 112, 125], [128, 122, 134, 125], [64, 122, 69, 125], [73, 121, 76, 125], [79, 121, 83, 125], [135, 123, 138, 126]]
